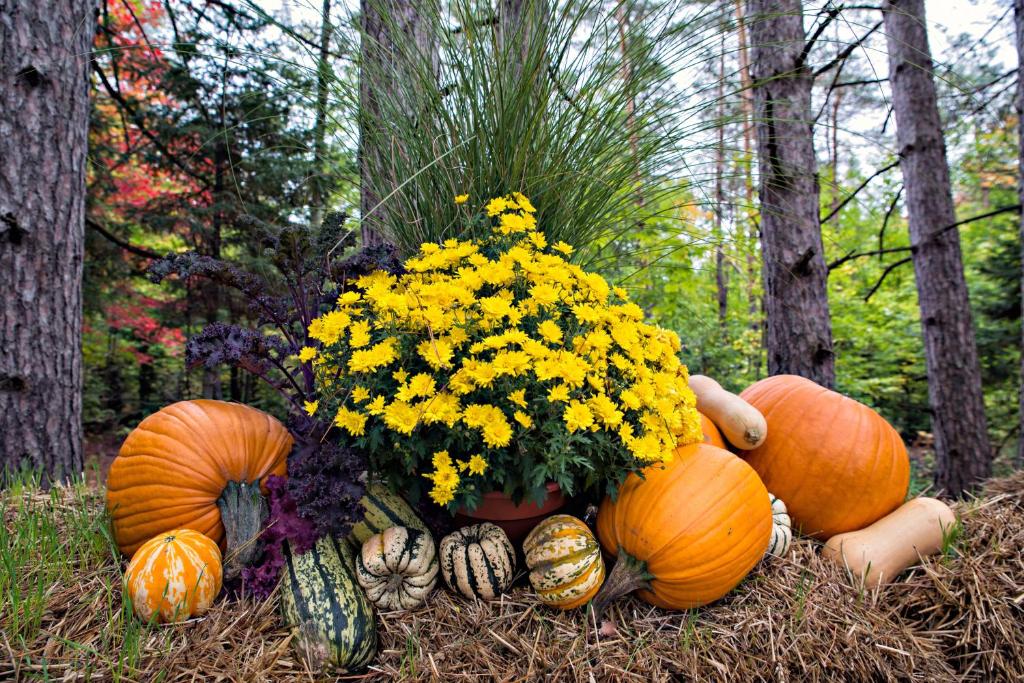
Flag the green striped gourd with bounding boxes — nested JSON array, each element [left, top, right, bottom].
[[439, 523, 515, 600], [347, 483, 428, 546], [523, 514, 605, 610], [356, 526, 438, 611], [766, 493, 792, 558], [281, 536, 376, 672]]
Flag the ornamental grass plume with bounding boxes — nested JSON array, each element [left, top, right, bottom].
[[306, 194, 702, 512]]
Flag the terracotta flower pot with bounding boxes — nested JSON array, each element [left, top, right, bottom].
[[455, 483, 565, 543]]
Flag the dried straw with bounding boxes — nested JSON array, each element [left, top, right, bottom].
[[3, 472, 1022, 682]]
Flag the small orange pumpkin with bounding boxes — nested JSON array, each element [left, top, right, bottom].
[[594, 443, 771, 613], [699, 412, 727, 449], [740, 375, 910, 539], [125, 528, 223, 623], [106, 400, 292, 575]]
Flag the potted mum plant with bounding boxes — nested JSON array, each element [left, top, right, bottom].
[[306, 194, 703, 539]]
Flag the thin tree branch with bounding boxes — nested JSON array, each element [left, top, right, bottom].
[[812, 20, 883, 79], [861, 204, 1022, 296], [820, 158, 900, 225], [800, 6, 842, 68], [86, 218, 164, 259], [878, 185, 903, 254], [864, 256, 912, 301], [91, 63, 210, 186], [829, 245, 910, 270], [833, 77, 888, 88]]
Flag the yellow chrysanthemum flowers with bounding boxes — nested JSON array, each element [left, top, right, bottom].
[[307, 193, 701, 509]]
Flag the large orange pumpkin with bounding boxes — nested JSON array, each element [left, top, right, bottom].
[[125, 528, 223, 623], [106, 400, 292, 575], [593, 443, 771, 613], [739, 375, 910, 539]]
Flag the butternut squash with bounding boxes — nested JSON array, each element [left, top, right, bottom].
[[688, 375, 767, 449], [822, 497, 956, 586]]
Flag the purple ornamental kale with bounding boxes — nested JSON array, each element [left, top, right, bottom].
[[286, 438, 366, 539], [240, 475, 319, 600]]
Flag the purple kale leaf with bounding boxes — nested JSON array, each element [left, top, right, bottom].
[[240, 474, 319, 600], [286, 437, 366, 539]]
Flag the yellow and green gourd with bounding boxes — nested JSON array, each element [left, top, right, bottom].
[[347, 483, 428, 546], [280, 535, 376, 672], [523, 514, 605, 610]]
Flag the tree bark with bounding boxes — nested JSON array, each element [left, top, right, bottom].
[[715, 34, 728, 326], [310, 0, 332, 229], [1016, 0, 1024, 469], [0, 0, 93, 481], [883, 0, 992, 496], [359, 0, 436, 247], [747, 0, 835, 387]]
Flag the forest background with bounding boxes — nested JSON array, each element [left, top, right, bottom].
[[61, 0, 1021, 489]]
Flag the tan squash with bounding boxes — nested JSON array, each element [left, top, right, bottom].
[[688, 375, 767, 449], [822, 497, 956, 586]]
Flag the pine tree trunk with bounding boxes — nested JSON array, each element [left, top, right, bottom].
[[715, 37, 728, 326], [359, 0, 436, 247], [0, 0, 93, 482], [1015, 0, 1024, 468], [883, 0, 992, 496], [735, 0, 762, 377], [310, 0, 332, 229], [747, 0, 835, 387]]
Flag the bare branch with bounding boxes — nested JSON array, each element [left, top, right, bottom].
[[820, 158, 900, 225], [812, 20, 883, 79], [86, 218, 164, 259], [864, 256, 912, 301]]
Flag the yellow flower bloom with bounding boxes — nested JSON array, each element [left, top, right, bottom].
[[455, 193, 469, 205], [552, 241, 574, 255], [352, 386, 371, 403], [348, 338, 397, 373], [513, 411, 533, 429], [392, 368, 410, 384], [485, 197, 508, 216], [366, 395, 386, 415], [303, 400, 319, 416], [547, 384, 570, 403], [349, 320, 371, 348], [383, 400, 419, 435], [507, 389, 527, 408], [468, 454, 488, 475], [334, 406, 367, 436], [407, 373, 437, 398], [298, 346, 317, 362], [418, 338, 454, 369], [563, 400, 594, 433], [429, 486, 455, 506], [537, 319, 563, 345]]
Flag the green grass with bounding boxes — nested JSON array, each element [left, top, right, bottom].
[[0, 471, 165, 680]]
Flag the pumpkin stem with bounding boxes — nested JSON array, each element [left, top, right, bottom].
[[589, 548, 653, 621], [217, 480, 268, 581]]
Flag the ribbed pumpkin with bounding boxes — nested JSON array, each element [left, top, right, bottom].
[[106, 400, 292, 577], [700, 412, 727, 449], [281, 535, 377, 672], [523, 514, 604, 610], [739, 375, 910, 539], [594, 443, 771, 613], [439, 523, 516, 600], [124, 529, 222, 624], [356, 526, 438, 611], [766, 493, 793, 558]]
